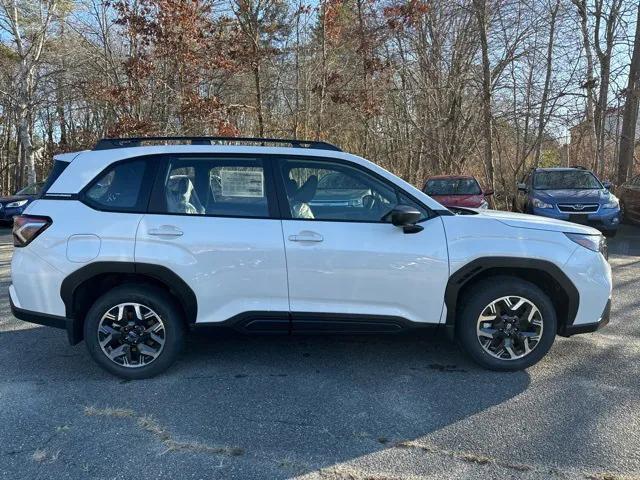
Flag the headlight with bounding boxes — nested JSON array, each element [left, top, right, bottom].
[[565, 232, 607, 257], [479, 200, 489, 209], [532, 198, 553, 209], [6, 199, 28, 208], [603, 195, 619, 209]]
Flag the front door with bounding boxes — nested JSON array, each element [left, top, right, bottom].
[[276, 157, 449, 332]]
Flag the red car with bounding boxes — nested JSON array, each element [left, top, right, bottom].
[[618, 174, 640, 225], [423, 175, 493, 209]]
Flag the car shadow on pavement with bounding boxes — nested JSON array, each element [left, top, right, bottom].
[[0, 325, 530, 479], [608, 224, 640, 256]]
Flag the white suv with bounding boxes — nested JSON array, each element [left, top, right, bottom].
[[9, 137, 612, 379]]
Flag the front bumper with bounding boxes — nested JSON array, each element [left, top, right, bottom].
[[559, 298, 611, 336], [531, 206, 620, 231], [0, 206, 26, 222]]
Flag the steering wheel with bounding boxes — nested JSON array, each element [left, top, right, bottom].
[[362, 194, 378, 211]]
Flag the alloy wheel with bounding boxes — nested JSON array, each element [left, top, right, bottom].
[[97, 303, 166, 368], [476, 295, 543, 360]]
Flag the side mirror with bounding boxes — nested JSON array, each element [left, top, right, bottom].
[[390, 205, 424, 234], [517, 183, 527, 192], [483, 188, 494, 196], [602, 180, 612, 190]]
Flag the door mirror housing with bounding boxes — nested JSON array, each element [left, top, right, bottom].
[[602, 180, 612, 190], [390, 205, 424, 234], [483, 188, 494, 196], [517, 182, 527, 192]]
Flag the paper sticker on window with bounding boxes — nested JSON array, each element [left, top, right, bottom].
[[220, 169, 264, 197]]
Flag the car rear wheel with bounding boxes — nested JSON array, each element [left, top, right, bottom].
[[84, 284, 185, 379], [457, 277, 557, 371]]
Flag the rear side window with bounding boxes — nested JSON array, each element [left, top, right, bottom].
[[151, 157, 271, 218], [83, 160, 149, 211]]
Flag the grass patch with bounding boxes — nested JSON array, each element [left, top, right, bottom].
[[84, 406, 135, 418], [83, 406, 243, 458], [32, 449, 60, 463]]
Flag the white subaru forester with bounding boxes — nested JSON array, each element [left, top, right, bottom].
[[10, 137, 612, 379]]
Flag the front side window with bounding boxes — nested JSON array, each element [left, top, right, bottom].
[[158, 157, 269, 218], [533, 170, 602, 190], [84, 160, 147, 210], [280, 159, 428, 222]]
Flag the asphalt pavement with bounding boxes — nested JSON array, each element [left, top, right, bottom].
[[0, 226, 639, 480]]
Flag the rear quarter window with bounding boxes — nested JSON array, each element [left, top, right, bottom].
[[82, 159, 154, 212], [40, 160, 69, 196]]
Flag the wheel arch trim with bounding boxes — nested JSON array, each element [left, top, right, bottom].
[[60, 262, 198, 328], [444, 256, 580, 335]]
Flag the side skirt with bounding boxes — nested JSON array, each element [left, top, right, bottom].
[[192, 311, 440, 335]]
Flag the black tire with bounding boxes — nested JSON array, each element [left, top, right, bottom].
[[84, 284, 186, 379], [457, 277, 557, 371], [603, 229, 617, 238]]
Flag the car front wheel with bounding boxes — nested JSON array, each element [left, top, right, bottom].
[[457, 277, 557, 371], [84, 284, 185, 379]]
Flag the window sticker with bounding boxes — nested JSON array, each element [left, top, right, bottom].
[[220, 168, 264, 197]]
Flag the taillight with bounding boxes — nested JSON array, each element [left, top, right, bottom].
[[12, 215, 51, 247]]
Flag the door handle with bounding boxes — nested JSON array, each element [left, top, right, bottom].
[[288, 231, 323, 243], [148, 225, 183, 237]]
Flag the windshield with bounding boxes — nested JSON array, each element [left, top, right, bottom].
[[425, 178, 481, 195], [533, 170, 602, 190], [16, 182, 43, 196]]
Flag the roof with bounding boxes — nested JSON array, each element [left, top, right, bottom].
[[44, 144, 448, 213], [93, 136, 341, 152], [534, 167, 592, 172], [426, 175, 477, 180]]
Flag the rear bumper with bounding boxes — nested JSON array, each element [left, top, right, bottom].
[[10, 293, 81, 344], [559, 298, 611, 336]]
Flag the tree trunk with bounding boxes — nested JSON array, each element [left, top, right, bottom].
[[617, 2, 640, 185], [253, 60, 265, 137], [534, 0, 560, 165], [573, 0, 597, 169], [16, 86, 36, 185], [474, 0, 495, 190]]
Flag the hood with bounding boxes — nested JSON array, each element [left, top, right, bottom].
[[430, 194, 485, 208], [533, 189, 609, 204], [474, 209, 601, 235], [0, 194, 31, 204]]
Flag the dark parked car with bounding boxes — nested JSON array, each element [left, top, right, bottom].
[[514, 167, 620, 236], [618, 174, 640, 225], [423, 175, 492, 209], [0, 182, 44, 225]]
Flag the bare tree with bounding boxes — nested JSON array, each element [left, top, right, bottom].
[[0, 0, 57, 184], [533, 0, 561, 166], [616, 1, 640, 185], [474, 0, 495, 191]]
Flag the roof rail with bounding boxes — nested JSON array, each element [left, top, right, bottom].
[[93, 136, 342, 152]]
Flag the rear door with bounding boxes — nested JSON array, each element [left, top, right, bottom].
[[275, 156, 449, 332], [135, 154, 289, 328]]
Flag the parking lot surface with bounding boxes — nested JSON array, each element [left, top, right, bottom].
[[0, 226, 639, 480]]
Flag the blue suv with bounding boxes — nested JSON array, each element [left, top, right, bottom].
[[514, 167, 620, 236], [0, 182, 44, 226]]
